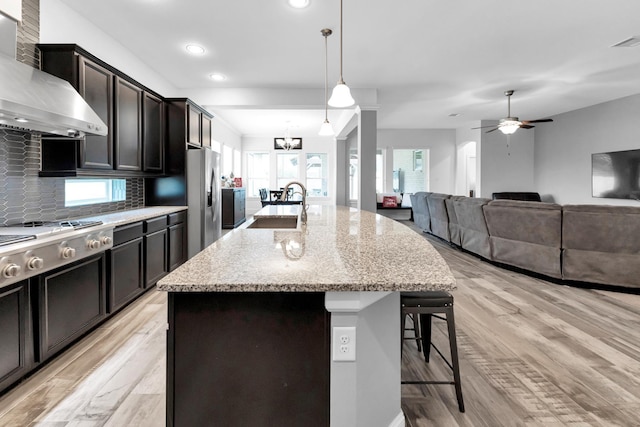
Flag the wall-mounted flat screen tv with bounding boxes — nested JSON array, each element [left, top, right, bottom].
[[592, 148, 640, 200]]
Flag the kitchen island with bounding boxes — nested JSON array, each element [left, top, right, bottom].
[[157, 205, 455, 427]]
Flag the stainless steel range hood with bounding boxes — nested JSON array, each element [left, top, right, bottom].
[[0, 17, 107, 138], [0, 52, 108, 137]]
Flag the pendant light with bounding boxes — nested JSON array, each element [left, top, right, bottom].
[[328, 0, 355, 108], [319, 28, 335, 136]]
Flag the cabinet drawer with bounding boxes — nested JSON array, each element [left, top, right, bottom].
[[145, 216, 168, 234], [114, 222, 144, 246], [168, 211, 186, 225]]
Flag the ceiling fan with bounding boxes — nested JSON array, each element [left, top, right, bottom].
[[473, 90, 553, 134]]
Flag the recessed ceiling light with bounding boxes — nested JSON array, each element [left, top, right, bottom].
[[15, 117, 28, 123], [288, 0, 310, 8], [209, 73, 226, 82], [185, 44, 205, 55]]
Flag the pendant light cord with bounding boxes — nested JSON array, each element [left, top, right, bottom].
[[324, 31, 329, 120], [338, 0, 344, 84]]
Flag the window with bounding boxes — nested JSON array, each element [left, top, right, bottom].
[[306, 153, 328, 197], [276, 152, 299, 190], [246, 152, 270, 197], [392, 149, 428, 194], [65, 179, 126, 207]]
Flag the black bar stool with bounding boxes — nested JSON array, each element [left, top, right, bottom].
[[401, 290, 465, 412]]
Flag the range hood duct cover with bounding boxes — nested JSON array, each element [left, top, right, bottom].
[[0, 52, 108, 138]]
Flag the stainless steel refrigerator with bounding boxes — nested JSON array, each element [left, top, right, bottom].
[[186, 148, 221, 258]]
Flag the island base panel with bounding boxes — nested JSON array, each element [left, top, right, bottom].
[[167, 292, 330, 427]]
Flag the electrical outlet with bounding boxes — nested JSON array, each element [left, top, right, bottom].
[[332, 326, 356, 362]]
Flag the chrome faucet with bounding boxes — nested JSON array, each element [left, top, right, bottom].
[[281, 181, 308, 224]]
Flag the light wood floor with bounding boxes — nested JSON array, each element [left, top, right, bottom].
[[1, 220, 640, 426]]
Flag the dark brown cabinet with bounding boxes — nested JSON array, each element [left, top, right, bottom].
[[143, 92, 164, 172], [144, 216, 169, 287], [78, 56, 114, 170], [167, 292, 330, 426], [222, 188, 246, 229], [188, 105, 202, 146], [0, 281, 33, 393], [34, 253, 107, 363], [165, 99, 213, 151], [201, 115, 212, 148], [168, 212, 187, 271], [109, 222, 145, 313], [38, 44, 164, 177], [115, 77, 143, 171]]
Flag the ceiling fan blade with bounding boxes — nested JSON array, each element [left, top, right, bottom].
[[520, 124, 535, 129], [471, 125, 501, 129], [522, 118, 553, 124], [485, 127, 500, 133]]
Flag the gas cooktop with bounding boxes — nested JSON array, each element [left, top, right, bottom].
[[0, 219, 113, 289], [0, 220, 105, 238], [19, 220, 103, 229]]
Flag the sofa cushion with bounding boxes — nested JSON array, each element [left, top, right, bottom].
[[410, 192, 431, 232], [483, 200, 562, 278], [452, 197, 492, 259], [426, 193, 451, 241], [445, 196, 465, 247], [562, 204, 640, 287]]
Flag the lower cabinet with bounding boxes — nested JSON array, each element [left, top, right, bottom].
[[34, 253, 107, 363], [145, 216, 168, 288], [168, 212, 187, 271], [222, 188, 246, 229], [109, 222, 145, 313], [0, 210, 188, 395], [0, 280, 33, 393]]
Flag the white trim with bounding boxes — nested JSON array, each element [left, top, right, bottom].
[[389, 411, 406, 427], [325, 291, 391, 312]]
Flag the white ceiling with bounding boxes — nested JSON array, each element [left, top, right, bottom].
[[58, 0, 640, 137]]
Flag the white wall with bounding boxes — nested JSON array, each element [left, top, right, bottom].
[[455, 125, 481, 196], [377, 129, 456, 194], [478, 120, 535, 199], [535, 93, 640, 205], [40, 0, 177, 97]]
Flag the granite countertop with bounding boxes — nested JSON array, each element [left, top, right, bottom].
[[81, 206, 187, 227], [157, 205, 455, 293]]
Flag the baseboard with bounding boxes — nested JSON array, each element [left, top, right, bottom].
[[389, 411, 406, 427]]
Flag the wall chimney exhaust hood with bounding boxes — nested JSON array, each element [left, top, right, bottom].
[[0, 13, 107, 138], [0, 52, 108, 138]]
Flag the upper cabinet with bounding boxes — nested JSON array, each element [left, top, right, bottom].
[[166, 99, 213, 150], [163, 98, 213, 175], [38, 44, 164, 177], [143, 92, 164, 173], [202, 115, 212, 148], [78, 56, 114, 170], [115, 77, 143, 171]]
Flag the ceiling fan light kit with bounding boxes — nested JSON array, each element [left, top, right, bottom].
[[328, 0, 355, 108], [499, 118, 522, 135], [473, 90, 553, 134]]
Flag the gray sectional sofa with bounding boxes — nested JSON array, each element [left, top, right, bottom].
[[410, 192, 640, 290], [483, 200, 563, 278]]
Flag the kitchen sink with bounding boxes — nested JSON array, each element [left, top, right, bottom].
[[246, 217, 298, 229]]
